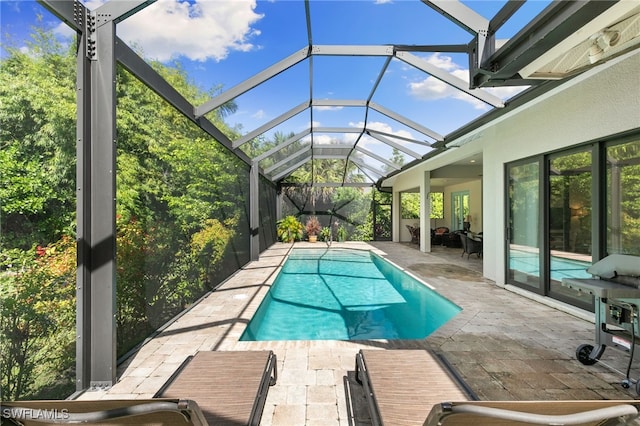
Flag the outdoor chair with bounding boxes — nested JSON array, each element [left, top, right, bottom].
[[444, 230, 463, 248], [424, 400, 640, 425], [155, 350, 277, 426], [459, 233, 467, 256], [431, 227, 449, 245], [0, 399, 209, 425], [353, 349, 640, 426], [461, 234, 482, 259], [2, 351, 277, 426], [355, 349, 474, 425], [406, 225, 420, 244]]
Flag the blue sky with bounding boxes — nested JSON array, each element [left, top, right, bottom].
[[1, 0, 551, 169]]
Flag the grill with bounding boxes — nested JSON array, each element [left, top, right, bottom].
[[562, 254, 640, 394]]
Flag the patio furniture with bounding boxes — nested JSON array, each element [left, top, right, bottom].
[[432, 227, 449, 245], [444, 230, 463, 248], [461, 234, 482, 258], [424, 400, 640, 425], [354, 349, 640, 425], [355, 349, 474, 425], [562, 254, 640, 393], [0, 399, 209, 425], [155, 350, 277, 426], [406, 225, 420, 244]]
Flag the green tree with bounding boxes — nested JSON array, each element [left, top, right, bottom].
[[0, 25, 253, 398], [430, 192, 444, 219], [401, 193, 420, 219], [385, 147, 405, 173], [0, 238, 76, 400], [0, 29, 76, 249]]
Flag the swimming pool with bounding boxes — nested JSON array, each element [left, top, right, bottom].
[[240, 248, 461, 341], [509, 249, 592, 281]]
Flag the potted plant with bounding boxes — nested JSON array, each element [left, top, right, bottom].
[[277, 215, 303, 243], [305, 216, 322, 243], [319, 227, 331, 243]]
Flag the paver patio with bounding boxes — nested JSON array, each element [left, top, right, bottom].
[[78, 241, 640, 425]]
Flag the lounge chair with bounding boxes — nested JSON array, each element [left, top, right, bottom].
[[0, 398, 209, 425], [424, 400, 640, 425], [355, 349, 474, 425], [155, 350, 277, 426], [2, 351, 276, 426], [355, 349, 640, 425]]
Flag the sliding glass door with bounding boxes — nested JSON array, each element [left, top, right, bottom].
[[606, 138, 640, 256], [547, 149, 593, 306], [451, 191, 470, 231], [507, 161, 541, 291], [505, 134, 639, 310]]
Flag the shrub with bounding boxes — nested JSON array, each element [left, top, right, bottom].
[[277, 215, 303, 243], [305, 216, 322, 237], [0, 236, 76, 400]]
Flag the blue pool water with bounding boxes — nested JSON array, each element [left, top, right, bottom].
[[240, 248, 461, 341], [509, 250, 591, 281]]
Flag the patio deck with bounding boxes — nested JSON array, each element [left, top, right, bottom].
[[78, 242, 640, 425]]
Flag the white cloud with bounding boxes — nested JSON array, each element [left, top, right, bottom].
[[314, 105, 344, 112], [252, 109, 266, 120], [347, 121, 415, 151], [408, 52, 527, 109], [353, 121, 413, 139], [425, 52, 458, 72], [310, 134, 335, 145], [60, 0, 263, 62]]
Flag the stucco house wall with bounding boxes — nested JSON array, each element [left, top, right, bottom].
[[475, 50, 640, 284], [385, 50, 639, 286]]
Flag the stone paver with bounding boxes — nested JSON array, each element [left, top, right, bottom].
[[77, 241, 640, 424]]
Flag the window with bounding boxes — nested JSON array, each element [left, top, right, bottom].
[[607, 138, 640, 256], [505, 133, 639, 310], [401, 192, 420, 219], [430, 192, 444, 219], [451, 191, 469, 230], [507, 160, 541, 290], [548, 149, 593, 305]]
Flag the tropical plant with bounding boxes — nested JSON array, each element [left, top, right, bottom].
[[336, 223, 348, 242], [0, 24, 250, 399], [277, 215, 303, 243], [319, 227, 332, 242], [305, 216, 322, 236], [0, 237, 76, 400]]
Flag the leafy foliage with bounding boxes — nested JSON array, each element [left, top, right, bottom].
[[304, 216, 322, 237], [1, 27, 250, 399], [277, 215, 304, 242], [401, 193, 420, 219], [0, 29, 76, 249], [0, 237, 76, 400], [191, 218, 237, 285]]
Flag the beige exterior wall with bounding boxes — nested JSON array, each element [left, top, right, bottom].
[[479, 50, 640, 284], [442, 179, 482, 233], [385, 49, 640, 285]]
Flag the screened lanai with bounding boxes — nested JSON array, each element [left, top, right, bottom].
[[3, 0, 640, 398]]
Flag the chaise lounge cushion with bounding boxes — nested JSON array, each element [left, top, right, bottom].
[[155, 351, 276, 426]]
